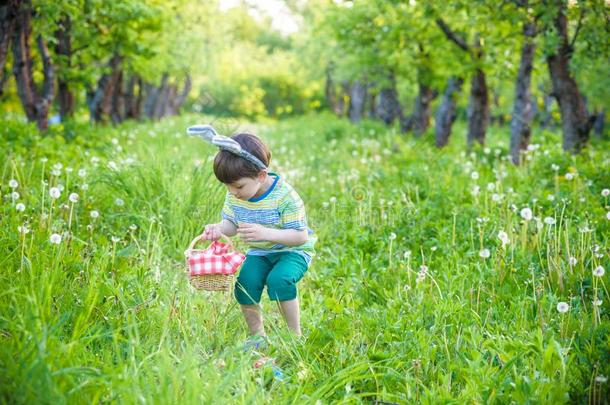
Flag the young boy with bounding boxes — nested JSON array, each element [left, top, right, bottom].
[[202, 133, 316, 338]]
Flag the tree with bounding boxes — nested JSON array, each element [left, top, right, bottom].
[[11, 0, 55, 130]]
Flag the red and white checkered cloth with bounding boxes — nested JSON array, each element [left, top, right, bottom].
[[186, 241, 245, 276]]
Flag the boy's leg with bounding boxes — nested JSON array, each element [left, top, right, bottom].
[[277, 299, 301, 336], [265, 252, 308, 336], [240, 304, 265, 336], [235, 255, 272, 336]]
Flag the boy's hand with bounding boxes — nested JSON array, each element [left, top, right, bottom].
[[202, 223, 222, 241], [237, 223, 269, 243]]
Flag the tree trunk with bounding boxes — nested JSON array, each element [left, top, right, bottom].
[[124, 74, 143, 119], [435, 76, 463, 148], [55, 14, 75, 119], [11, 0, 54, 130], [546, 5, 592, 153], [110, 69, 124, 124], [152, 73, 169, 120], [593, 110, 605, 139], [376, 72, 401, 125], [325, 63, 340, 115], [170, 74, 191, 115], [409, 83, 437, 137], [0, 1, 17, 97], [348, 79, 367, 123], [467, 66, 489, 147], [510, 21, 536, 165], [538, 89, 555, 128], [366, 87, 377, 119], [89, 53, 121, 123]]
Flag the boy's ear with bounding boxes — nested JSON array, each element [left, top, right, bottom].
[[258, 170, 268, 181]]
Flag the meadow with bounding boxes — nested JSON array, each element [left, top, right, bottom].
[[1, 114, 609, 403]]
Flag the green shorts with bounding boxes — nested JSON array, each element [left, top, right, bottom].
[[235, 252, 309, 304]]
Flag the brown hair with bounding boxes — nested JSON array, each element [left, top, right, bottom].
[[213, 133, 271, 183]]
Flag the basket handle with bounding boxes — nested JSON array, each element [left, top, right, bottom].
[[186, 233, 233, 253]]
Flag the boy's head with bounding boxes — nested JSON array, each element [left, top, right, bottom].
[[213, 133, 272, 200]]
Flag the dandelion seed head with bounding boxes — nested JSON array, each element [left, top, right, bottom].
[[470, 171, 479, 180], [419, 265, 428, 273], [50, 233, 62, 244], [9, 179, 18, 188], [556, 302, 569, 313], [595, 375, 608, 384], [544, 217, 556, 225], [547, 194, 555, 201], [565, 173, 574, 181], [115, 198, 125, 207], [479, 248, 490, 259], [69, 193, 79, 203], [602, 189, 610, 197], [593, 299, 602, 307], [329, 196, 337, 204], [78, 169, 86, 178], [403, 250, 411, 259], [388, 232, 396, 241], [15, 203, 25, 212], [49, 187, 61, 199], [11, 191, 19, 200], [90, 210, 100, 219], [18, 224, 30, 234], [551, 164, 559, 171], [520, 207, 533, 221], [593, 266, 605, 277], [569, 257, 577, 266]]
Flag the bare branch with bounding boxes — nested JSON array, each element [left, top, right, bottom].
[[569, 1, 586, 52], [435, 18, 470, 52]]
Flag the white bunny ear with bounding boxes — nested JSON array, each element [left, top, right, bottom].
[[186, 124, 218, 142]]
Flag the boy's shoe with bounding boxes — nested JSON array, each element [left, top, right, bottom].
[[241, 335, 269, 352]]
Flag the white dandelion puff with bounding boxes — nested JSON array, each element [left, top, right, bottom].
[[69, 193, 79, 203], [479, 248, 491, 259], [115, 198, 125, 207], [593, 266, 605, 277], [9, 179, 18, 188], [470, 171, 479, 180], [18, 224, 30, 234], [544, 217, 556, 225], [497, 231, 510, 246], [565, 173, 574, 181], [15, 203, 25, 212], [520, 207, 533, 221], [569, 257, 577, 266], [90, 210, 100, 219], [389, 232, 397, 241], [551, 164, 559, 171], [78, 169, 87, 178], [50, 233, 62, 244], [11, 191, 19, 200], [592, 299, 602, 307], [556, 302, 569, 313], [595, 375, 608, 384], [602, 189, 610, 197], [49, 187, 61, 199]]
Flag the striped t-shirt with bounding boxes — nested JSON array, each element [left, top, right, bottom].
[[221, 173, 316, 262]]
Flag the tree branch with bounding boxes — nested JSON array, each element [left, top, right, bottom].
[[569, 1, 585, 52], [435, 18, 470, 52]]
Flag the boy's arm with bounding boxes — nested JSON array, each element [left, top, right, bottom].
[[237, 223, 308, 246], [218, 219, 238, 237]]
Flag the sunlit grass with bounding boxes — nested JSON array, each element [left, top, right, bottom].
[[1, 113, 609, 402]]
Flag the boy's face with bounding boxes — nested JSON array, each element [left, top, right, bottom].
[[225, 171, 267, 200]]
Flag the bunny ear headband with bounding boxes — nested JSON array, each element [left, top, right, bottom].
[[186, 124, 267, 170]]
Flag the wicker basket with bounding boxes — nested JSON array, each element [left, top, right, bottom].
[[185, 234, 242, 292]]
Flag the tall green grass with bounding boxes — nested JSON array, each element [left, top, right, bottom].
[[1, 113, 609, 403]]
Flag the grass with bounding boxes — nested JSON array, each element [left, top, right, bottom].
[[1, 112, 609, 403]]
